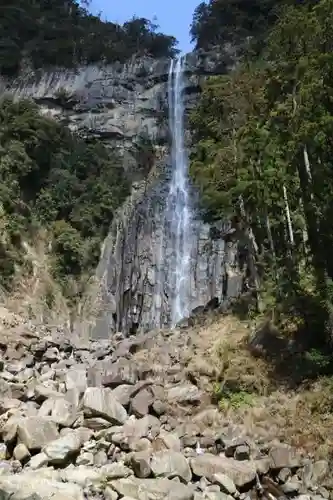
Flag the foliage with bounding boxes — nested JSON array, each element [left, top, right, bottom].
[[212, 382, 255, 410], [0, 97, 129, 298], [0, 1, 178, 76], [190, 0, 319, 55], [190, 0, 333, 348]]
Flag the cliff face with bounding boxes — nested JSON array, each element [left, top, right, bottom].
[[2, 50, 243, 337]]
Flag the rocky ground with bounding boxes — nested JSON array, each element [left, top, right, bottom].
[[0, 308, 331, 500]]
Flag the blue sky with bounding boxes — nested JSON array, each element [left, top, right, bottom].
[[89, 0, 201, 53]]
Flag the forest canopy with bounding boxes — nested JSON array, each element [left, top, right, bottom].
[[0, 97, 129, 298], [0, 0, 178, 76], [189, 0, 333, 347], [190, 0, 320, 54]]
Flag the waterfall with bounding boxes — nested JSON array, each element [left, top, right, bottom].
[[152, 56, 194, 328], [167, 57, 192, 326]]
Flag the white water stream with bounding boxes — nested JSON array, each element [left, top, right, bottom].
[[153, 57, 194, 328]]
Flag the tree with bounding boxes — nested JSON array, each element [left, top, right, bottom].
[[189, 0, 333, 345]]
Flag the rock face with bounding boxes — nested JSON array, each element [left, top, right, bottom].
[[0, 319, 330, 500], [2, 51, 244, 336]]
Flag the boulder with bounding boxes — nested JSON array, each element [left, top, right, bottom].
[[167, 384, 203, 404], [269, 445, 302, 470], [150, 450, 192, 482], [43, 432, 82, 464], [82, 387, 128, 424], [17, 417, 59, 451], [109, 477, 194, 500], [0, 471, 84, 500], [130, 388, 154, 418], [190, 454, 256, 488]]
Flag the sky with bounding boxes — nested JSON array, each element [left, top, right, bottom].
[[89, 0, 201, 53]]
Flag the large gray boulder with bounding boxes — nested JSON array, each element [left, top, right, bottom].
[[82, 387, 128, 424]]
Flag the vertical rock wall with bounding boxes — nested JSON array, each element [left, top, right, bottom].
[[1, 52, 244, 337]]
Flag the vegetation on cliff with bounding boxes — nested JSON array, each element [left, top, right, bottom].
[[0, 97, 129, 302], [190, 0, 333, 352], [190, 0, 319, 54], [0, 0, 178, 76]]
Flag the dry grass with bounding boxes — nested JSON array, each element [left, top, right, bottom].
[[194, 314, 333, 461], [2, 231, 70, 326]]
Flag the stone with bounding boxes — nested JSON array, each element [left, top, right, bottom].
[[153, 430, 181, 452], [101, 463, 133, 479], [190, 454, 256, 488], [301, 460, 329, 487], [269, 445, 302, 470], [109, 477, 194, 500], [130, 388, 154, 418], [213, 473, 238, 495], [167, 384, 203, 404], [83, 417, 112, 430], [76, 451, 94, 466], [44, 396, 78, 427], [83, 387, 128, 424], [102, 361, 139, 387], [43, 347, 60, 362], [112, 384, 134, 406], [0, 471, 85, 500], [28, 452, 49, 469], [254, 458, 270, 475], [34, 383, 61, 402], [104, 486, 119, 500], [0, 443, 7, 460], [94, 450, 108, 466], [17, 416, 59, 451], [65, 365, 87, 394], [13, 443, 30, 463], [278, 467, 291, 483], [281, 480, 302, 493], [152, 400, 167, 416], [150, 450, 192, 482], [1, 415, 21, 443], [43, 432, 82, 464], [234, 445, 250, 461], [129, 451, 152, 478]]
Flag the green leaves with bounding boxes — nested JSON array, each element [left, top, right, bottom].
[[0, 97, 129, 296], [190, 0, 333, 342], [0, 0, 178, 76]]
